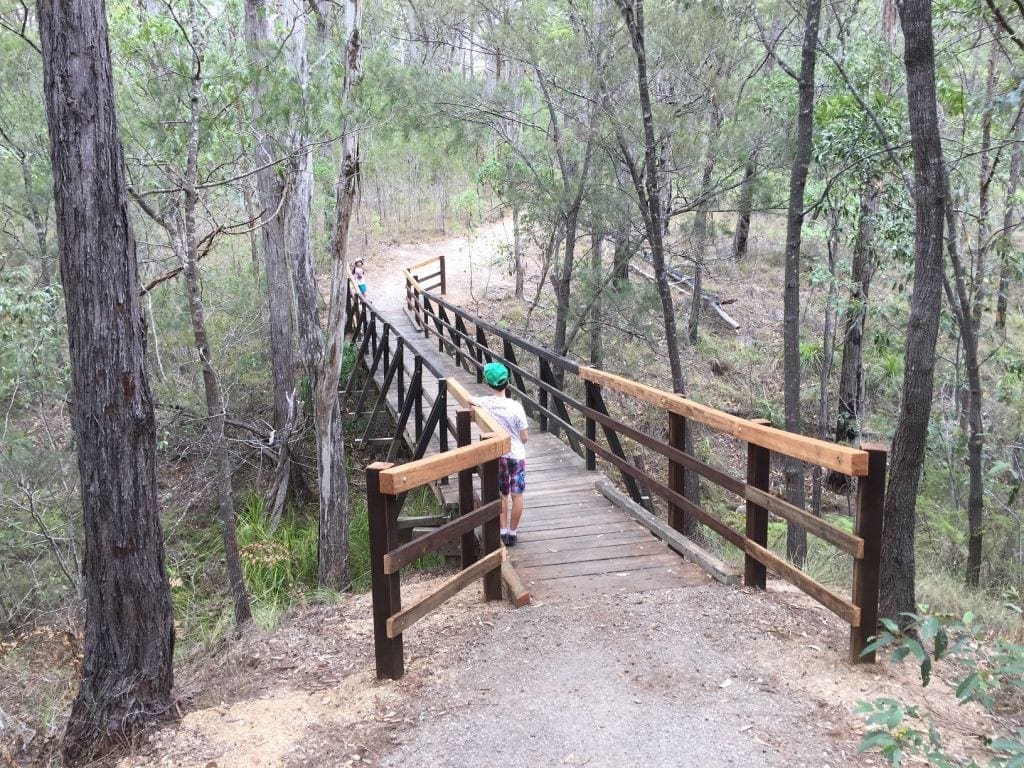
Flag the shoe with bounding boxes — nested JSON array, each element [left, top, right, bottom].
[[506, 533, 517, 547], [500, 533, 510, 546]]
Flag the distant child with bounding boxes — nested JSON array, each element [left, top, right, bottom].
[[352, 259, 367, 295], [470, 362, 529, 547]]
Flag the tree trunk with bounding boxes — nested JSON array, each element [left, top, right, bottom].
[[551, 209, 578, 358], [181, 2, 252, 625], [613, 0, 699, 538], [782, 0, 822, 567], [689, 105, 721, 343], [956, 46, 998, 587], [513, 203, 525, 300], [244, 0, 297, 517], [827, 178, 880, 492], [316, 0, 363, 590], [590, 229, 603, 367], [996, 119, 1023, 330], [732, 159, 755, 261], [813, 219, 840, 516], [612, 228, 631, 290], [879, 0, 947, 621], [39, 0, 175, 760], [615, 0, 686, 396]]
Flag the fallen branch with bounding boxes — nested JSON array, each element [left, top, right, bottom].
[[630, 260, 741, 331]]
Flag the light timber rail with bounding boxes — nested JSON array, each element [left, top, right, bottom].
[[346, 255, 889, 679]]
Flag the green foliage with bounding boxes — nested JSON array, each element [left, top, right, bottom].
[[799, 339, 826, 374], [858, 608, 1024, 767], [236, 495, 319, 603], [0, 268, 65, 403]]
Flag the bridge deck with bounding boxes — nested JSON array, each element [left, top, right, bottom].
[[371, 304, 706, 602]]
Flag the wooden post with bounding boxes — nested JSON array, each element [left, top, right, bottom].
[[475, 326, 491, 384], [413, 356, 423, 441], [397, 342, 405, 411], [367, 462, 404, 679], [437, 381, 449, 485], [421, 295, 431, 339], [479, 456, 503, 601], [585, 382, 597, 471], [538, 359, 549, 433], [456, 410, 479, 568], [744, 419, 772, 590], [851, 444, 887, 664], [439, 254, 447, 295], [667, 412, 688, 532]]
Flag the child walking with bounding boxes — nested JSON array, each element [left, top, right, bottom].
[[471, 362, 529, 546]]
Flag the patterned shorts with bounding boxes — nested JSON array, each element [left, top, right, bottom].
[[498, 458, 526, 496]]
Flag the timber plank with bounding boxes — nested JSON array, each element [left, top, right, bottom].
[[514, 540, 671, 568], [520, 528, 638, 544], [386, 548, 504, 637], [519, 552, 682, 581], [577, 366, 869, 476], [520, 512, 626, 532]]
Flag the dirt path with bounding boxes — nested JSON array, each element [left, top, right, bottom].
[[367, 220, 518, 312]]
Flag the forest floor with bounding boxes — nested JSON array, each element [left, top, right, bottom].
[[89, 225, 1000, 767]]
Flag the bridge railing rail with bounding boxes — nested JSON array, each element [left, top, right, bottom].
[[403, 256, 888, 664]]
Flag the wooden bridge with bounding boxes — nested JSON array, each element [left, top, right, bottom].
[[342, 256, 887, 680]]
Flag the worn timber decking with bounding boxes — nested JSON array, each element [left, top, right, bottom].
[[367, 300, 706, 602]]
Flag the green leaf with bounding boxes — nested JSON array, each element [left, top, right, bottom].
[[920, 656, 932, 687], [934, 628, 949, 660], [955, 672, 982, 701], [880, 618, 900, 634], [858, 730, 896, 752], [904, 638, 927, 663]]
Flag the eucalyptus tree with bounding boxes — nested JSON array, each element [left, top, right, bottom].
[[302, 0, 363, 590], [773, 0, 823, 567], [243, 0, 298, 519], [880, 0, 948, 621], [38, 0, 175, 758]]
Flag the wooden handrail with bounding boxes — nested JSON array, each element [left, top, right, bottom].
[[577, 367, 869, 477], [379, 436, 509, 494], [405, 254, 443, 274]]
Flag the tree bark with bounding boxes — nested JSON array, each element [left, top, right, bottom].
[[316, 0, 363, 589], [827, 178, 880, 494], [782, 0, 822, 567], [689, 104, 721, 343], [879, 0, 947, 621], [38, 0, 175, 760], [732, 158, 755, 261], [996, 119, 1023, 330]]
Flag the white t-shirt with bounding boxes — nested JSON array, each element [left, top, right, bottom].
[[477, 395, 528, 460]]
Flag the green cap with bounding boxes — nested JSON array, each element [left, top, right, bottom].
[[483, 362, 510, 388]]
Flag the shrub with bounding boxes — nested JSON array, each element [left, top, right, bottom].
[[857, 607, 1024, 767]]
